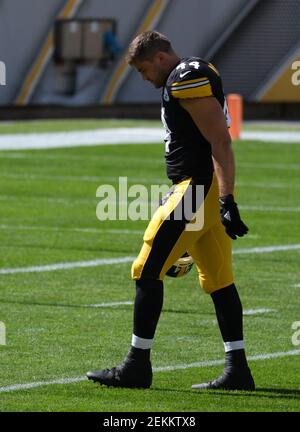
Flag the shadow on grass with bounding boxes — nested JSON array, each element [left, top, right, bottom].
[[151, 387, 300, 400], [254, 387, 300, 398]]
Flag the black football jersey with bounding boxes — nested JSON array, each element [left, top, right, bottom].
[[161, 56, 230, 182]]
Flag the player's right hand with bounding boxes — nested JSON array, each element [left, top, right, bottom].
[[219, 194, 249, 240]]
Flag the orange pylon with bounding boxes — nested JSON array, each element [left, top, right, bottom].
[[227, 94, 243, 140]]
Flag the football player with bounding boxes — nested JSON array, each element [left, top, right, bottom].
[[87, 31, 255, 391]]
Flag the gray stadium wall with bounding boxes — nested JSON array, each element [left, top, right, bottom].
[[0, 0, 299, 119]]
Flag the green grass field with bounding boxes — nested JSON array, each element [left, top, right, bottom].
[[0, 120, 299, 412]]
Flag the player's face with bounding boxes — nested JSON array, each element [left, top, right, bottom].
[[134, 56, 167, 88]]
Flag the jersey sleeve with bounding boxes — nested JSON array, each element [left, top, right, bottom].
[[169, 61, 213, 99]]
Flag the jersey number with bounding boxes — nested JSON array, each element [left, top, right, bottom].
[[177, 61, 200, 70]]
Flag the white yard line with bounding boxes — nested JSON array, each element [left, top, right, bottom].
[[85, 301, 134, 308], [0, 128, 165, 150], [241, 131, 300, 143], [237, 182, 300, 190], [86, 304, 274, 314], [238, 162, 300, 171], [154, 349, 300, 372], [0, 224, 143, 235], [233, 244, 300, 254], [0, 128, 299, 151], [1, 244, 299, 275], [243, 308, 276, 315], [0, 257, 135, 275], [239, 205, 300, 213], [0, 349, 299, 393]]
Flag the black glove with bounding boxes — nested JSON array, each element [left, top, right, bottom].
[[219, 194, 249, 240]]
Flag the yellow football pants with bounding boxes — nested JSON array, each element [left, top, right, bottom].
[[131, 174, 233, 294]]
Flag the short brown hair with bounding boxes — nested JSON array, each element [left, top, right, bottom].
[[126, 31, 172, 64]]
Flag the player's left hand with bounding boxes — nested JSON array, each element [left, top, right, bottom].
[[219, 194, 249, 240]]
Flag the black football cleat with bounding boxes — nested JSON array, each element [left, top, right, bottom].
[[191, 367, 255, 391], [87, 358, 152, 389]]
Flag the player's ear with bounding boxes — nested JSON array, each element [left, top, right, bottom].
[[155, 51, 166, 63]]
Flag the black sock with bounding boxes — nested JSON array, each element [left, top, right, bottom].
[[211, 283, 248, 369], [211, 283, 243, 342], [133, 278, 164, 339], [128, 279, 163, 362]]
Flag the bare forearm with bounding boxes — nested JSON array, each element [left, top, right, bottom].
[[178, 97, 236, 196], [212, 141, 235, 197]]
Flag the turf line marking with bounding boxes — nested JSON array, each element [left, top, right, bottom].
[[293, 283, 300, 288], [85, 305, 275, 313], [0, 257, 135, 275], [154, 349, 300, 371], [1, 244, 300, 275], [0, 349, 299, 393], [233, 244, 300, 254], [0, 224, 143, 235], [238, 182, 300, 190], [0, 128, 165, 150], [241, 131, 300, 143], [238, 163, 300, 171], [85, 301, 133, 308], [0, 128, 300, 151], [239, 205, 300, 213], [243, 308, 276, 315], [0, 377, 86, 393]]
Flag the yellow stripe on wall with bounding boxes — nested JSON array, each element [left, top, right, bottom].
[[16, 0, 83, 105], [260, 53, 300, 102], [101, 0, 169, 105]]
